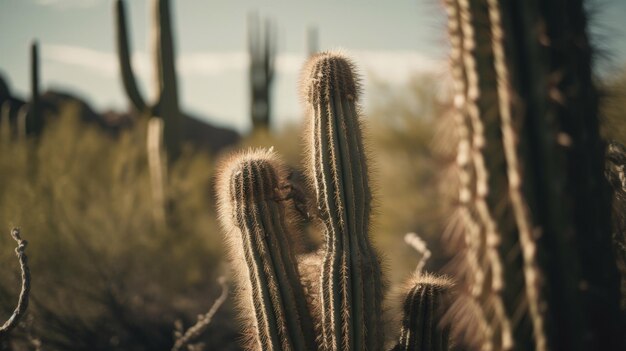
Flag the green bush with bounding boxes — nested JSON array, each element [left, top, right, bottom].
[[0, 102, 239, 350]]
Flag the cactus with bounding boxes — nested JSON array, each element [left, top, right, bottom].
[[248, 13, 276, 132], [391, 274, 453, 351], [216, 149, 317, 351], [26, 40, 42, 136], [114, 0, 183, 159], [216, 51, 457, 351], [301, 52, 384, 351], [443, 0, 622, 350]]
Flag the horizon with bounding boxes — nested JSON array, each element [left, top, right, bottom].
[[1, 0, 625, 132]]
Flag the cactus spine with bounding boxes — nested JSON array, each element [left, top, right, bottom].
[[115, 0, 183, 159], [248, 13, 275, 132], [392, 274, 452, 351], [301, 52, 383, 351], [216, 149, 316, 351], [445, 0, 622, 350]]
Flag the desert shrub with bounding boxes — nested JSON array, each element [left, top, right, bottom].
[[0, 102, 239, 350], [601, 66, 626, 144]]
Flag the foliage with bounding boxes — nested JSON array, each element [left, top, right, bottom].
[[601, 66, 626, 144], [0, 102, 239, 350]]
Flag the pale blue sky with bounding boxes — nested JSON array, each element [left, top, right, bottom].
[[1, 0, 625, 132]]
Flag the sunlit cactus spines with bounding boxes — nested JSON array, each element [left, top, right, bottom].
[[392, 273, 453, 351], [216, 148, 317, 351], [301, 51, 384, 351]]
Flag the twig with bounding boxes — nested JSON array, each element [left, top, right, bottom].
[[171, 277, 229, 351], [404, 232, 431, 274], [0, 228, 31, 338]]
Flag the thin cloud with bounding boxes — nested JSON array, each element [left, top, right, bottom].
[[36, 0, 102, 8], [42, 44, 442, 84], [43, 44, 150, 78]]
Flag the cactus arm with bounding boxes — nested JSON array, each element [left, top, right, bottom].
[[264, 18, 275, 82], [302, 52, 383, 351], [152, 0, 179, 107], [392, 274, 452, 351], [152, 0, 182, 158], [27, 40, 42, 135], [248, 13, 275, 131], [114, 0, 148, 112], [217, 149, 316, 351]]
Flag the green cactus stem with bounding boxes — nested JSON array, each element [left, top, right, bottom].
[[216, 149, 316, 351], [392, 274, 453, 351], [248, 13, 275, 131], [114, 0, 182, 159], [115, 0, 147, 112], [26, 40, 42, 136], [301, 52, 384, 351]]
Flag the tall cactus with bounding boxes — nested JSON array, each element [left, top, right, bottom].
[[114, 0, 182, 159], [444, 0, 622, 350], [301, 52, 384, 351], [216, 149, 317, 351], [248, 13, 275, 132]]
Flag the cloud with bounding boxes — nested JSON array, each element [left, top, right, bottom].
[[36, 0, 102, 8], [43, 44, 150, 79], [42, 44, 443, 84], [178, 52, 247, 76]]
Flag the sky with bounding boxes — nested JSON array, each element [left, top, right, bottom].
[[1, 0, 625, 132]]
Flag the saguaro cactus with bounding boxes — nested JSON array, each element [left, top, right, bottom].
[[301, 52, 384, 351], [444, 0, 622, 350], [248, 13, 276, 132], [115, 0, 182, 158], [217, 52, 456, 351], [216, 149, 317, 351]]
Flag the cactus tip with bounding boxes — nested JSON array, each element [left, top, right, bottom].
[[299, 50, 361, 105]]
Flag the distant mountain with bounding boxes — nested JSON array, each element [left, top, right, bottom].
[[0, 74, 239, 153]]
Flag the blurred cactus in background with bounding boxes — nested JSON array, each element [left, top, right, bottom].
[[115, 0, 183, 159], [442, 0, 623, 350], [306, 26, 319, 57], [26, 41, 42, 136], [247, 12, 276, 132]]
